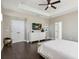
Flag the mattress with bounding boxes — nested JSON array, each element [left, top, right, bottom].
[[38, 40, 78, 59]]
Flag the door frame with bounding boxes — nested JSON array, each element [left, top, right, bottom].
[[11, 19, 26, 43]]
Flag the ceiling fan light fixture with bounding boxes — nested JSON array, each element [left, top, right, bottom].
[[48, 4, 51, 7], [39, 0, 61, 10]]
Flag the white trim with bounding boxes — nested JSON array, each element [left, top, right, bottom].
[[12, 40, 26, 43]]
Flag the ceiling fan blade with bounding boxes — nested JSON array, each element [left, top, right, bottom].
[[47, 0, 51, 4], [51, 0, 60, 4], [45, 6, 48, 10], [39, 4, 47, 5], [51, 6, 56, 9]]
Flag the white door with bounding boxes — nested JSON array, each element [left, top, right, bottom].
[[55, 21, 62, 40], [11, 20, 25, 43]]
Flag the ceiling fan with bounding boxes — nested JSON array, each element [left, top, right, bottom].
[[39, 0, 61, 10]]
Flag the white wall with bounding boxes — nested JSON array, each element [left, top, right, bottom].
[[1, 15, 11, 49], [2, 15, 11, 38], [49, 11, 78, 42]]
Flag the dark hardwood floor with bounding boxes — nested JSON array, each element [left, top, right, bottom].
[[1, 42, 44, 59]]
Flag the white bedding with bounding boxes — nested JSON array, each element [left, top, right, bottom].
[[38, 40, 78, 59]]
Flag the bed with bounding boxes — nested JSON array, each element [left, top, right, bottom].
[[38, 40, 78, 59]]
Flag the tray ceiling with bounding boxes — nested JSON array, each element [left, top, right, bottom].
[[2, 0, 78, 17]]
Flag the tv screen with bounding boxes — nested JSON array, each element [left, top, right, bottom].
[[32, 23, 42, 30]]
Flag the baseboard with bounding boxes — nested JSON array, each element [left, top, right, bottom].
[[12, 40, 26, 44], [49, 37, 55, 40]]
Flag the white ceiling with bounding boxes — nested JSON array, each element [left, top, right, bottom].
[[2, 0, 78, 17]]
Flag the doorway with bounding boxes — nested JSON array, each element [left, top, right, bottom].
[[55, 21, 62, 40]]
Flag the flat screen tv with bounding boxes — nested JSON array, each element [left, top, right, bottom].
[[32, 23, 42, 30]]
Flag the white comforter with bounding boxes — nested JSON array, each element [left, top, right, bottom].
[[38, 40, 78, 59]]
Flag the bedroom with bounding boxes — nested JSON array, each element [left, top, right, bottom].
[[1, 0, 78, 59]]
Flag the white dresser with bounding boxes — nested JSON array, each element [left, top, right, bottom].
[[29, 32, 46, 42]]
